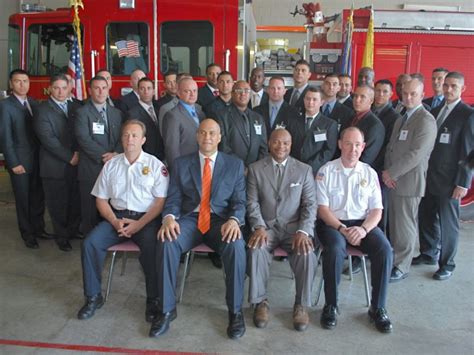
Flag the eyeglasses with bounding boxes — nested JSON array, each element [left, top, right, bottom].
[[233, 88, 251, 94]]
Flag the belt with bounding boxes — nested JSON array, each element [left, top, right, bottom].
[[113, 209, 145, 217]]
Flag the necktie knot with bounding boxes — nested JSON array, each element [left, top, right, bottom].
[[323, 104, 331, 116]]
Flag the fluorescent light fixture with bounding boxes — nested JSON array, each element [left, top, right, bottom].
[[402, 4, 461, 11]]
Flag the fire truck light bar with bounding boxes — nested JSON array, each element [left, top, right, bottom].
[[119, 0, 135, 9]]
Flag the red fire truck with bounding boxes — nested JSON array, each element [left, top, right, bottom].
[[7, 0, 256, 99]]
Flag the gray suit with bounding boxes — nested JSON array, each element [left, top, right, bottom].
[[384, 105, 437, 273], [246, 156, 317, 306]]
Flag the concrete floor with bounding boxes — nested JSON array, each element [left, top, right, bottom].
[[0, 170, 473, 355]]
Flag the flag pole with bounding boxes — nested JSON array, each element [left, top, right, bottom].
[[70, 0, 87, 99]]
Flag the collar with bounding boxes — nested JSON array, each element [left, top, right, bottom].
[[199, 150, 218, 163], [50, 97, 67, 106], [122, 150, 146, 166], [336, 158, 363, 174], [206, 83, 218, 94], [252, 89, 264, 97], [324, 99, 337, 110], [272, 157, 288, 167], [406, 104, 423, 119], [139, 100, 153, 110], [13, 93, 28, 105], [269, 100, 283, 110], [93, 101, 107, 112], [444, 98, 461, 110], [179, 100, 195, 111], [305, 111, 319, 120]]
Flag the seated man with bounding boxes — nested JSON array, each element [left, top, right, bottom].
[[247, 128, 317, 331], [150, 119, 247, 339], [316, 127, 393, 333], [77, 120, 169, 324]]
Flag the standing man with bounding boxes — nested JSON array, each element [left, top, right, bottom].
[[0, 69, 48, 249], [383, 78, 437, 282], [198, 63, 221, 108], [392, 73, 411, 113], [205, 71, 234, 119], [219, 81, 268, 168], [158, 73, 192, 133], [96, 69, 120, 108], [316, 127, 393, 334], [64, 73, 83, 105], [75, 75, 124, 235], [291, 87, 338, 176], [284, 59, 312, 113], [127, 77, 165, 161], [155, 71, 178, 114], [337, 74, 353, 109], [321, 73, 354, 132], [357, 67, 375, 86], [78, 120, 169, 323], [162, 77, 205, 170], [416, 72, 474, 280], [249, 67, 269, 109], [247, 128, 317, 331], [118, 69, 146, 112], [423, 67, 449, 111], [34, 74, 81, 252], [150, 119, 247, 339]]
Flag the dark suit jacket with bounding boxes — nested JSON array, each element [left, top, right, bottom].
[[118, 91, 139, 112], [204, 97, 232, 119], [248, 91, 269, 110], [426, 101, 474, 196], [218, 104, 268, 167], [327, 101, 354, 131], [74, 101, 123, 181], [162, 102, 205, 170], [34, 99, 81, 179], [127, 104, 165, 161], [198, 84, 217, 109], [0, 95, 39, 172], [284, 86, 310, 114], [291, 112, 338, 175], [372, 104, 401, 172], [341, 96, 353, 109], [163, 152, 246, 224], [254, 101, 300, 136], [423, 96, 446, 112], [155, 93, 174, 114]]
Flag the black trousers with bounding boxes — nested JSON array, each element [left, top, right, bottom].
[[79, 179, 100, 236]]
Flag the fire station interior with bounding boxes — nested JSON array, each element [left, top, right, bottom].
[[1, 0, 473, 354]]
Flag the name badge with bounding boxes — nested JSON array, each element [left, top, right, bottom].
[[92, 122, 105, 135], [337, 124, 341, 132], [254, 123, 262, 136], [439, 133, 451, 144], [314, 130, 327, 143], [399, 129, 408, 141]]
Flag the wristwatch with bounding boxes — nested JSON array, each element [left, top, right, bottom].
[[337, 223, 347, 231]]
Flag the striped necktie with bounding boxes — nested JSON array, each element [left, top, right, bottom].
[[198, 158, 212, 234]]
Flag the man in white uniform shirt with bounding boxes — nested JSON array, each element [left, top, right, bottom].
[[77, 120, 169, 325], [316, 127, 393, 334]]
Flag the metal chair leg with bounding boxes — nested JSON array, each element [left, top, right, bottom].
[[120, 251, 128, 276], [348, 254, 353, 281], [313, 248, 324, 306], [105, 251, 118, 302], [361, 256, 371, 307], [178, 251, 192, 303]]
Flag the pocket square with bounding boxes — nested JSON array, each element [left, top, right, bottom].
[[290, 182, 301, 187]]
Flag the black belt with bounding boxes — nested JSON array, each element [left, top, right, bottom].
[[113, 208, 145, 217]]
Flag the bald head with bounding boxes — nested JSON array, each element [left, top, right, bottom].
[[130, 69, 146, 91], [402, 79, 424, 109], [269, 128, 292, 163], [197, 119, 221, 156], [177, 77, 198, 105]]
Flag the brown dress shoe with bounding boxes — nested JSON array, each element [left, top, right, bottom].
[[253, 300, 270, 328], [293, 304, 309, 331]]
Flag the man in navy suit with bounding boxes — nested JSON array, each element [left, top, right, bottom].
[[423, 68, 449, 112], [118, 69, 146, 112], [321, 73, 354, 132], [150, 119, 247, 340], [198, 63, 221, 108], [284, 59, 312, 114]]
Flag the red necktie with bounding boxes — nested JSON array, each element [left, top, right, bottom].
[[198, 158, 212, 234], [213, 90, 219, 97]]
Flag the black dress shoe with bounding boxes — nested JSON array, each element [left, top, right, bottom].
[[24, 238, 39, 249], [149, 309, 177, 337], [412, 254, 436, 265], [37, 231, 56, 240], [320, 304, 338, 329], [57, 239, 72, 252], [227, 311, 246, 339], [77, 294, 104, 320], [433, 268, 453, 281], [368, 307, 393, 333], [343, 257, 362, 275], [145, 297, 160, 323], [208, 252, 223, 269], [389, 267, 408, 283]]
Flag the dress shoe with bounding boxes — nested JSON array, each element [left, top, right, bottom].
[[293, 304, 309, 331], [368, 306, 393, 333], [145, 297, 160, 323], [77, 294, 104, 320], [149, 309, 177, 337], [208, 252, 223, 269], [253, 300, 270, 328], [227, 311, 246, 339], [320, 304, 338, 329], [389, 267, 408, 283], [24, 238, 39, 249], [343, 256, 362, 275], [37, 230, 55, 240], [56, 239, 72, 252], [433, 268, 453, 281], [412, 254, 436, 266]]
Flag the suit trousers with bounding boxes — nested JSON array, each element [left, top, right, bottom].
[[317, 220, 392, 309], [418, 191, 460, 271], [247, 227, 317, 307], [8, 167, 45, 240], [79, 179, 100, 235], [81, 211, 159, 298], [156, 213, 246, 313], [388, 192, 421, 273], [378, 181, 390, 237], [42, 167, 80, 241]]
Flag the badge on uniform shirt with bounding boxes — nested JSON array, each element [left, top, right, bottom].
[[316, 172, 325, 181], [360, 179, 368, 187], [254, 122, 262, 136], [142, 166, 150, 175], [92, 122, 105, 135], [439, 130, 451, 144], [314, 130, 327, 143], [399, 129, 408, 141], [161, 166, 169, 177]]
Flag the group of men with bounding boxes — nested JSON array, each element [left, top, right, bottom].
[[0, 60, 472, 339]]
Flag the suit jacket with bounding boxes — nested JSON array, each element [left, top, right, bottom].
[[248, 91, 269, 109], [284, 86, 310, 114], [0, 95, 39, 172], [117, 91, 139, 112], [291, 112, 338, 175], [327, 101, 354, 131], [426, 101, 474, 196], [247, 156, 316, 236], [340, 95, 353, 109], [162, 102, 205, 170], [127, 104, 165, 161], [155, 93, 174, 114], [205, 97, 232, 119], [158, 96, 179, 133], [385, 105, 437, 197], [198, 84, 217, 109], [163, 152, 246, 224], [218, 104, 268, 167], [423, 96, 446, 112], [34, 98, 81, 179], [74, 100, 123, 181], [254, 101, 300, 136], [372, 104, 401, 172]]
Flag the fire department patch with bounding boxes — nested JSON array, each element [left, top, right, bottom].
[[161, 166, 169, 177]]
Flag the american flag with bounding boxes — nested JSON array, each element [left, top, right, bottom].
[[67, 35, 85, 100], [116, 40, 141, 58]]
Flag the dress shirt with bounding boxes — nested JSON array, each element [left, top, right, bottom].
[[338, 95, 351, 104], [322, 99, 337, 116], [139, 100, 157, 121], [13, 94, 33, 115], [251, 89, 264, 108], [179, 100, 199, 125], [206, 83, 219, 96]]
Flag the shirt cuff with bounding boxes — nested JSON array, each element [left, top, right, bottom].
[[296, 229, 309, 237]]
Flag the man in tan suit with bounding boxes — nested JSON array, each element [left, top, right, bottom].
[[383, 78, 437, 282]]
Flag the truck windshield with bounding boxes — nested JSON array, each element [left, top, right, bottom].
[[8, 25, 20, 73]]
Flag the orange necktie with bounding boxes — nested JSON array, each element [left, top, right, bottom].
[[198, 158, 212, 234]]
